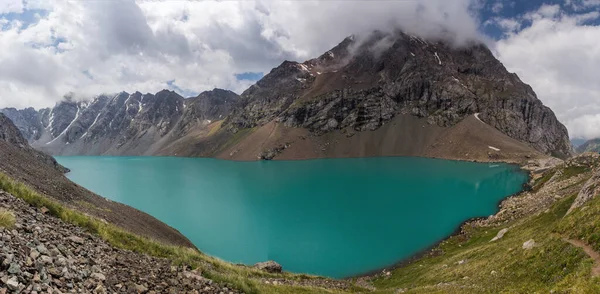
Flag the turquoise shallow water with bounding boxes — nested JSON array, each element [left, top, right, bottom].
[[55, 156, 527, 278]]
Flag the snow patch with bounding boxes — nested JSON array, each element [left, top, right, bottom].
[[474, 113, 482, 122], [80, 112, 102, 138], [316, 72, 322, 75], [296, 78, 306, 83], [410, 52, 415, 57], [297, 64, 309, 72], [327, 51, 334, 58], [434, 52, 442, 65], [46, 110, 55, 130], [47, 106, 81, 145], [488, 146, 501, 152]]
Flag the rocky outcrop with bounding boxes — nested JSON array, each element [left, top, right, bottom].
[[0, 114, 68, 173], [568, 169, 600, 214], [0, 191, 238, 293], [225, 31, 572, 159], [1, 89, 239, 156], [577, 139, 600, 153], [254, 261, 283, 273]]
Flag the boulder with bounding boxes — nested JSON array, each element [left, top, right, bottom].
[[254, 261, 283, 273], [490, 228, 508, 242], [522, 239, 536, 250]]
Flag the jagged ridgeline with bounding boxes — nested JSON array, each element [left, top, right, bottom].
[[1, 89, 238, 156], [1, 30, 572, 160]]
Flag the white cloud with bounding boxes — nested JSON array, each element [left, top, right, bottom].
[[0, 0, 23, 14], [0, 0, 482, 109], [495, 7, 600, 139]]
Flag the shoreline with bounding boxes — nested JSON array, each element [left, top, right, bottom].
[[347, 166, 532, 279]]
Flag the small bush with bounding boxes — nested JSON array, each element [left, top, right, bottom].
[[0, 208, 15, 229]]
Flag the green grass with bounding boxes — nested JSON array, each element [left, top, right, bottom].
[[0, 172, 339, 294], [371, 192, 600, 293], [557, 192, 600, 253], [532, 169, 555, 192], [559, 165, 591, 181], [0, 208, 15, 229]]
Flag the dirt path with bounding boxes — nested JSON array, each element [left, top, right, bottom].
[[564, 238, 600, 277]]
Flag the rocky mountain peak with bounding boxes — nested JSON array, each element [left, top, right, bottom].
[[225, 30, 573, 158], [0, 113, 28, 147]]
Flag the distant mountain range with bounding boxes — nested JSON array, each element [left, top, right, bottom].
[[1, 30, 574, 161], [577, 139, 600, 153], [1, 89, 238, 156]]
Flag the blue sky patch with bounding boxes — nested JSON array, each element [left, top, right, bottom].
[[166, 80, 199, 98], [235, 72, 264, 81], [0, 8, 47, 30]]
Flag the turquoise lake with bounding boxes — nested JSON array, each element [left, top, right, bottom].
[[54, 156, 527, 278]]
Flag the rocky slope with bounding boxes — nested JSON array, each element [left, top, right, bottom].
[[0, 191, 238, 293], [218, 31, 572, 161], [0, 114, 67, 174], [577, 138, 600, 153], [0, 111, 193, 248], [0, 89, 238, 156]]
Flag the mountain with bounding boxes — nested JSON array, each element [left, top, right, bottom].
[[212, 31, 572, 161], [571, 138, 587, 148], [576, 138, 600, 153], [2, 31, 573, 162], [0, 113, 68, 173], [1, 88, 238, 156]]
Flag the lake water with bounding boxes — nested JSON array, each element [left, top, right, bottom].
[[55, 156, 527, 278]]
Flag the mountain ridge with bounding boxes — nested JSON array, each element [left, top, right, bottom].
[[1, 88, 238, 156], [2, 31, 573, 162], [577, 138, 600, 153]]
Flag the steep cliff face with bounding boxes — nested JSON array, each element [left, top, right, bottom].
[[225, 31, 572, 159], [1, 89, 238, 156]]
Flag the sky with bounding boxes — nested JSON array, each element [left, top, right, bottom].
[[0, 0, 599, 140]]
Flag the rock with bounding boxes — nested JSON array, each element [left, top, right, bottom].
[[7, 263, 21, 274], [254, 261, 283, 273], [523, 239, 536, 250], [40, 207, 49, 214], [5, 276, 19, 290], [134, 284, 148, 293], [30, 249, 40, 259], [40, 255, 53, 264], [67, 235, 85, 245], [567, 170, 600, 214], [91, 272, 106, 281], [490, 228, 508, 242], [36, 244, 49, 255]]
